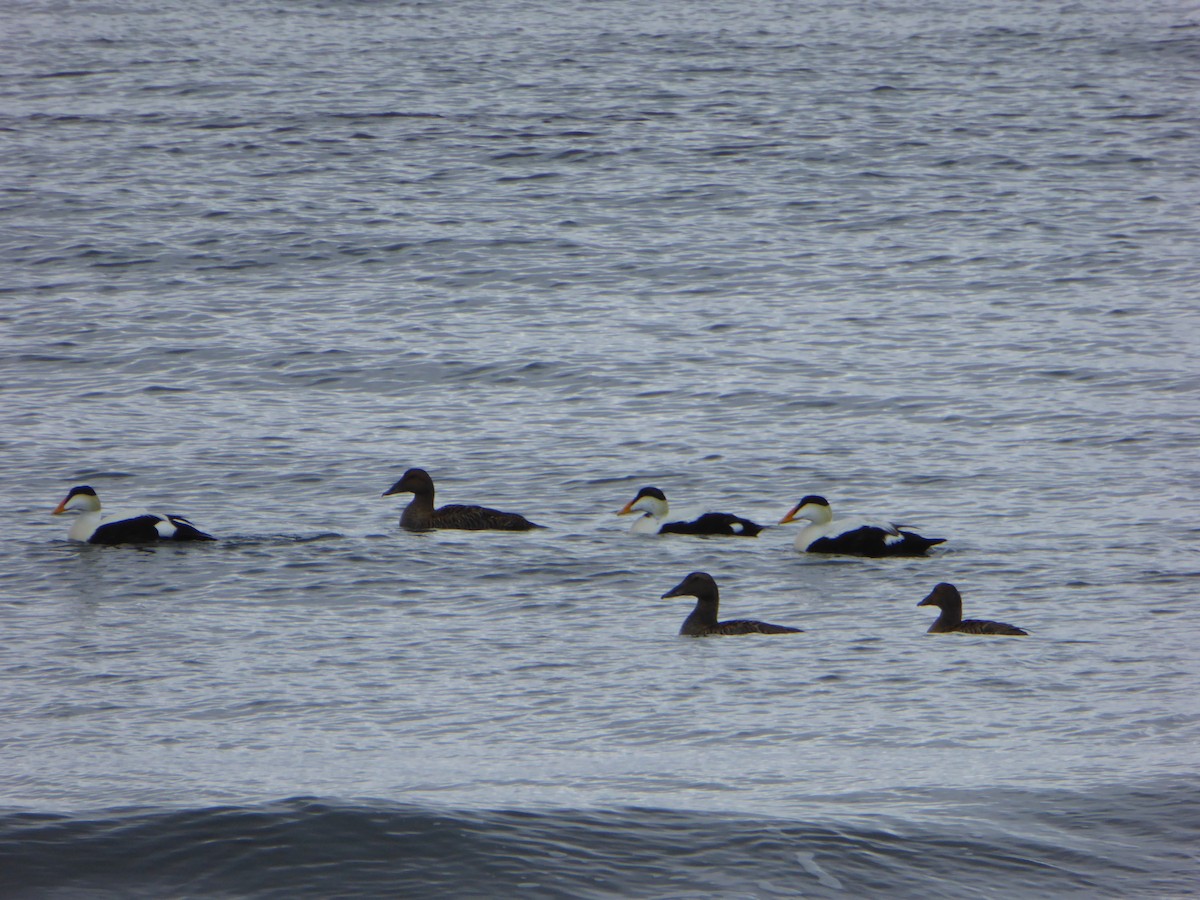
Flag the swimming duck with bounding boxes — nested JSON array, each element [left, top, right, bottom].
[[662, 572, 802, 636], [52, 485, 215, 544], [617, 486, 764, 537], [778, 495, 944, 556], [382, 468, 544, 532], [918, 583, 1028, 635]]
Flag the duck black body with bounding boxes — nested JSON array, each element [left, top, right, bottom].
[[779, 495, 945, 557], [918, 583, 1028, 635], [660, 512, 765, 537], [52, 485, 215, 544], [618, 486, 764, 537], [382, 468, 543, 532], [662, 572, 802, 637]]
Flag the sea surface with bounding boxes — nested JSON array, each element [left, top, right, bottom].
[[2, 0, 1198, 896]]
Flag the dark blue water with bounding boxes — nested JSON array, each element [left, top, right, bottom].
[[3, 783, 1197, 898], [2, 0, 1198, 895]]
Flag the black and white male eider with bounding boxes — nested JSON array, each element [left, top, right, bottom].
[[617, 486, 765, 537], [52, 485, 215, 544], [662, 572, 803, 637], [778, 495, 945, 557], [382, 468, 544, 532], [918, 583, 1028, 635]]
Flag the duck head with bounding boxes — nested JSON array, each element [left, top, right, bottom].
[[617, 486, 669, 520], [779, 494, 832, 526], [383, 468, 435, 498], [53, 485, 101, 516]]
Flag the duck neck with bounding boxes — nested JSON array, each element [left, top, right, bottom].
[[928, 604, 962, 633], [630, 512, 659, 534], [680, 594, 720, 635], [797, 521, 824, 547], [400, 487, 436, 531], [69, 509, 102, 542]]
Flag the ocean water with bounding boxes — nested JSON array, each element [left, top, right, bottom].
[[2, 0, 1198, 896]]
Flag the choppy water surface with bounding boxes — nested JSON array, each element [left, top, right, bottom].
[[2, 0, 1197, 895]]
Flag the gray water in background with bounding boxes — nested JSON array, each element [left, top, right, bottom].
[[1, 0, 1198, 895]]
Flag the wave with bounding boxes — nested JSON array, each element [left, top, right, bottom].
[[1, 782, 1195, 898]]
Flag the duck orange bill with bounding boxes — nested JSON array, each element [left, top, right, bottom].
[[778, 505, 801, 525], [52, 499, 69, 515], [616, 498, 637, 515]]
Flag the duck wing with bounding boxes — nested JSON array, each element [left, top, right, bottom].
[[89, 513, 215, 544], [892, 529, 946, 555], [956, 618, 1028, 636], [710, 619, 803, 635], [162, 515, 216, 541], [808, 524, 943, 556], [660, 512, 764, 537], [89, 514, 171, 544], [432, 504, 543, 531]]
